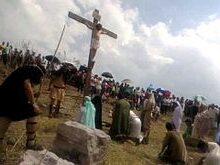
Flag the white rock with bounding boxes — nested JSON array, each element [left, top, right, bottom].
[[53, 121, 111, 165], [20, 149, 74, 165]]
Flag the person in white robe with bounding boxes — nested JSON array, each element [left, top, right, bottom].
[[171, 101, 183, 131], [129, 110, 143, 144], [198, 141, 220, 165], [192, 104, 218, 139]]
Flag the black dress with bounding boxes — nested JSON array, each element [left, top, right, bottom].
[[0, 66, 43, 121], [92, 95, 102, 129]]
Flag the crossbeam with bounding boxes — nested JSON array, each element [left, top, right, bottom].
[[68, 11, 117, 39], [68, 9, 118, 97]]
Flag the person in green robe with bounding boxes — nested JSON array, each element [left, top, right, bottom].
[[110, 92, 130, 140]]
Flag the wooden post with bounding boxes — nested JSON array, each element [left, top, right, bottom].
[[50, 24, 66, 67], [83, 12, 99, 97]]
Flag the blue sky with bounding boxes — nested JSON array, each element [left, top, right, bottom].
[[0, 0, 220, 104], [129, 0, 220, 31]]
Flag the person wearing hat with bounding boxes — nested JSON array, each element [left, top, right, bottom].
[[0, 65, 45, 163]]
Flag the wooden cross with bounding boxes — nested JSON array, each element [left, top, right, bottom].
[[68, 9, 117, 96]]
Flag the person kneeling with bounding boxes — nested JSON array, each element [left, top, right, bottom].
[[197, 140, 220, 165], [158, 122, 187, 164], [129, 110, 143, 145], [109, 93, 130, 142]]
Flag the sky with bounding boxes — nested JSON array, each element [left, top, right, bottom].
[[0, 0, 220, 104]]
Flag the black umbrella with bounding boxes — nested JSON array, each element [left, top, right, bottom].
[[62, 62, 77, 73], [101, 72, 113, 78], [62, 62, 77, 69], [45, 55, 61, 64]]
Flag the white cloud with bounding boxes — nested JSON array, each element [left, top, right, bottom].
[[0, 0, 220, 104]]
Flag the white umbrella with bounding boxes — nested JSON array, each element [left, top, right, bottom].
[[122, 79, 132, 84]]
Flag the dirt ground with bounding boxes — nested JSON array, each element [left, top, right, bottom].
[[0, 66, 212, 165]]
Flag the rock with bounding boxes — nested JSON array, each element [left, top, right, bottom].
[[19, 149, 74, 165], [53, 121, 111, 165]]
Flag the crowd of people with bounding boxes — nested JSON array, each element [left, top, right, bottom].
[[0, 40, 220, 164], [74, 69, 220, 164], [75, 69, 220, 164], [0, 41, 47, 75]]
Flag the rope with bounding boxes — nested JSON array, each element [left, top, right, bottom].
[[8, 130, 25, 153]]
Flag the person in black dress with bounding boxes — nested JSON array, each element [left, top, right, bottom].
[[92, 95, 102, 129], [0, 65, 45, 163]]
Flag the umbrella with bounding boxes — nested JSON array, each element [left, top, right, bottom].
[[164, 90, 171, 97], [147, 84, 154, 92], [156, 88, 165, 93], [194, 95, 207, 104], [101, 72, 113, 78], [122, 79, 132, 84], [62, 62, 77, 69], [45, 55, 61, 64], [61, 62, 77, 73]]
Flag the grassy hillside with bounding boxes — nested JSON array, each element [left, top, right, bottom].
[[0, 64, 208, 165]]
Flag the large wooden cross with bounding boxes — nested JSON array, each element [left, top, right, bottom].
[[68, 9, 117, 96]]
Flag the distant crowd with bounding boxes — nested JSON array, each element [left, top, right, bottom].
[[0, 41, 47, 72]]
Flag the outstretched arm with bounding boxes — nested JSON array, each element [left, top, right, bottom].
[[101, 28, 117, 39], [101, 30, 108, 35], [85, 21, 94, 30]]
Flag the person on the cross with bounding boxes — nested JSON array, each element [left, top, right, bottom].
[[85, 23, 107, 60]]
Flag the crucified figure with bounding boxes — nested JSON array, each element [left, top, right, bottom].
[[86, 23, 107, 60]]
